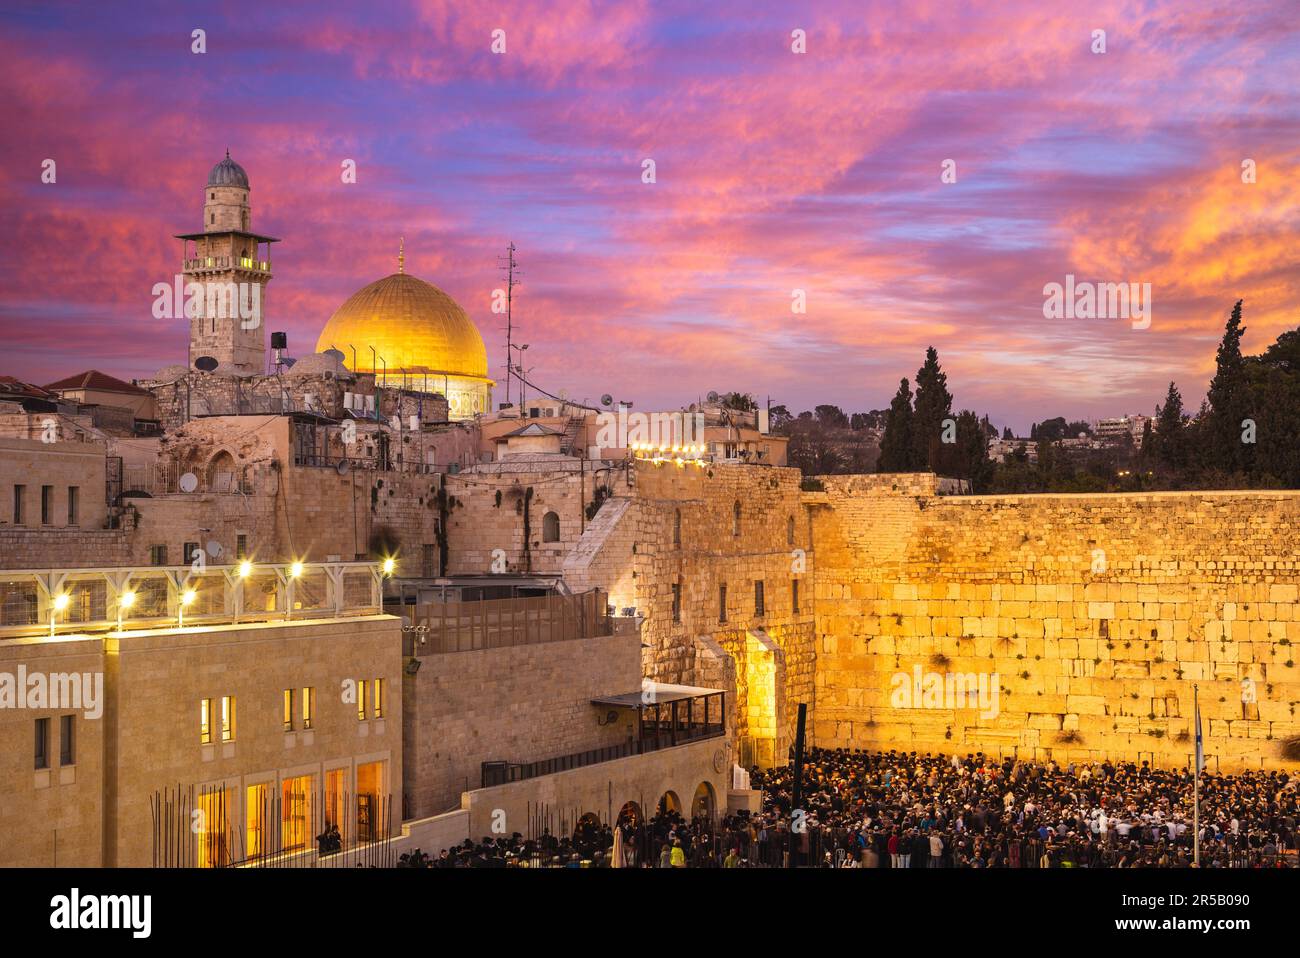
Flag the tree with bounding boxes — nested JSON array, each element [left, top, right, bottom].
[[877, 378, 914, 472], [1150, 381, 1188, 473], [911, 347, 953, 471], [1002, 426, 1013, 440], [1205, 300, 1251, 474], [814, 404, 850, 430], [718, 391, 756, 412], [768, 404, 793, 431]]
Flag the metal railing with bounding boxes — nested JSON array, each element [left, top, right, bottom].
[[404, 589, 610, 655], [121, 462, 254, 496], [481, 721, 725, 788], [0, 560, 384, 639]]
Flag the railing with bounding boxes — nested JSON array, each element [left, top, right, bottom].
[[481, 720, 724, 788], [0, 561, 384, 639], [292, 452, 438, 475], [405, 589, 610, 655], [121, 462, 254, 496], [184, 257, 271, 273]]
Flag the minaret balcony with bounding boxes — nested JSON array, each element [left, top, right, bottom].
[[183, 256, 272, 274]]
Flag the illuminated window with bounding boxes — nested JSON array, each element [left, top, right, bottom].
[[302, 686, 314, 730], [373, 679, 384, 719], [357, 680, 367, 721], [356, 761, 385, 843], [246, 783, 268, 858], [283, 689, 294, 731], [199, 698, 212, 744], [281, 774, 314, 852], [196, 787, 233, 868], [220, 696, 235, 742]]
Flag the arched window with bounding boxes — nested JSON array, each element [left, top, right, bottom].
[[542, 511, 560, 542], [673, 509, 681, 547], [733, 500, 741, 537]]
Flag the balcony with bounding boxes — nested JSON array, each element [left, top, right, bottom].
[[402, 589, 611, 655], [184, 257, 271, 273], [0, 560, 384, 640]]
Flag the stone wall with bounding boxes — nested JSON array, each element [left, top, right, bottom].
[[811, 485, 1300, 771], [402, 629, 642, 819]]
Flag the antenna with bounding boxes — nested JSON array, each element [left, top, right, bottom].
[[498, 242, 521, 407]]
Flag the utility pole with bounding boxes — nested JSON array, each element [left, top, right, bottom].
[[498, 242, 520, 407]]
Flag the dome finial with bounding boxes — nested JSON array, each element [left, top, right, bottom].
[[398, 236, 405, 274]]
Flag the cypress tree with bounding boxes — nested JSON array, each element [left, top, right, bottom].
[[877, 378, 914, 472], [911, 347, 953, 471]]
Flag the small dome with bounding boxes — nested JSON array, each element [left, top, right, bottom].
[[208, 150, 249, 189]]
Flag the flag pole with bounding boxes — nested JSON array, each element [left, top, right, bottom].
[[1193, 683, 1200, 867]]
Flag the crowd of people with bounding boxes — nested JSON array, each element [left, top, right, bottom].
[[412, 748, 1298, 868]]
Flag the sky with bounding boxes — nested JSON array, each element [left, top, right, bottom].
[[1, 0, 1296, 432]]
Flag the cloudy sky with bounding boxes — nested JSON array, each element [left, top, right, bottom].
[[1, 0, 1296, 431]]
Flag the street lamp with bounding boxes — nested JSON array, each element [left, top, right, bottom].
[[50, 592, 70, 638], [117, 589, 135, 632]]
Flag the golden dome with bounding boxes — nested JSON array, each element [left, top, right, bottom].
[[316, 272, 490, 380]]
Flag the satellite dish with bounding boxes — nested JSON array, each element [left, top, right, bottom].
[[707, 391, 720, 403], [336, 459, 351, 476], [194, 356, 218, 372], [206, 540, 223, 558], [323, 348, 345, 362], [179, 472, 198, 493], [601, 394, 614, 407]]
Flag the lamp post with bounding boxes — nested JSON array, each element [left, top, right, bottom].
[[50, 592, 69, 638]]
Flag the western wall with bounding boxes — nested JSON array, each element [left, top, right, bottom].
[[808, 477, 1300, 771]]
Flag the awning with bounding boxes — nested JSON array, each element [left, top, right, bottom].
[[592, 682, 725, 710]]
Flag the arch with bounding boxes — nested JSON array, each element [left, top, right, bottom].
[[206, 450, 237, 493], [657, 790, 682, 817], [690, 781, 717, 821], [732, 500, 741, 536], [616, 801, 642, 828], [541, 510, 560, 542]]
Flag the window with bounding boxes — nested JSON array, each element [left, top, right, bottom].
[[60, 715, 74, 766], [754, 580, 765, 617], [733, 501, 741, 536], [792, 579, 800, 615], [719, 583, 728, 623], [246, 783, 268, 858], [787, 515, 795, 546], [373, 679, 384, 719], [67, 487, 79, 526], [673, 509, 681, 548], [235, 534, 248, 560], [13, 485, 24, 524], [183, 541, 200, 565], [200, 698, 212, 744], [671, 582, 682, 623], [41, 485, 53, 525], [302, 686, 314, 729], [542, 511, 560, 543], [151, 545, 168, 566], [357, 680, 367, 721], [35, 718, 49, 770], [422, 543, 436, 577], [283, 689, 294, 731], [220, 696, 235, 742], [281, 774, 314, 852]]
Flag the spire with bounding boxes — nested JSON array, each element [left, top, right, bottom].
[[398, 236, 405, 274], [225, 147, 231, 159]]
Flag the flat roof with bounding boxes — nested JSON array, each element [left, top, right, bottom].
[[592, 682, 725, 709]]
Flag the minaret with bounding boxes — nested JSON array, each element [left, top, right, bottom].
[[175, 151, 279, 375]]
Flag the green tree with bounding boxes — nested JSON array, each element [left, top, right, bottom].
[[1150, 381, 1188, 473], [877, 378, 914, 472], [911, 347, 953, 470], [1205, 300, 1251, 474]]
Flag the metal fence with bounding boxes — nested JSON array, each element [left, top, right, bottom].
[[404, 589, 610, 655]]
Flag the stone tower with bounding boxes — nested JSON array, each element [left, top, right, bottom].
[[175, 151, 278, 375]]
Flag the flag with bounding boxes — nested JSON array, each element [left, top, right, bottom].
[[1194, 695, 1204, 774]]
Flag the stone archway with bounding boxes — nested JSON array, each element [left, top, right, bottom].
[[206, 450, 237, 493], [616, 801, 642, 828], [657, 790, 682, 818], [690, 781, 717, 821]]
